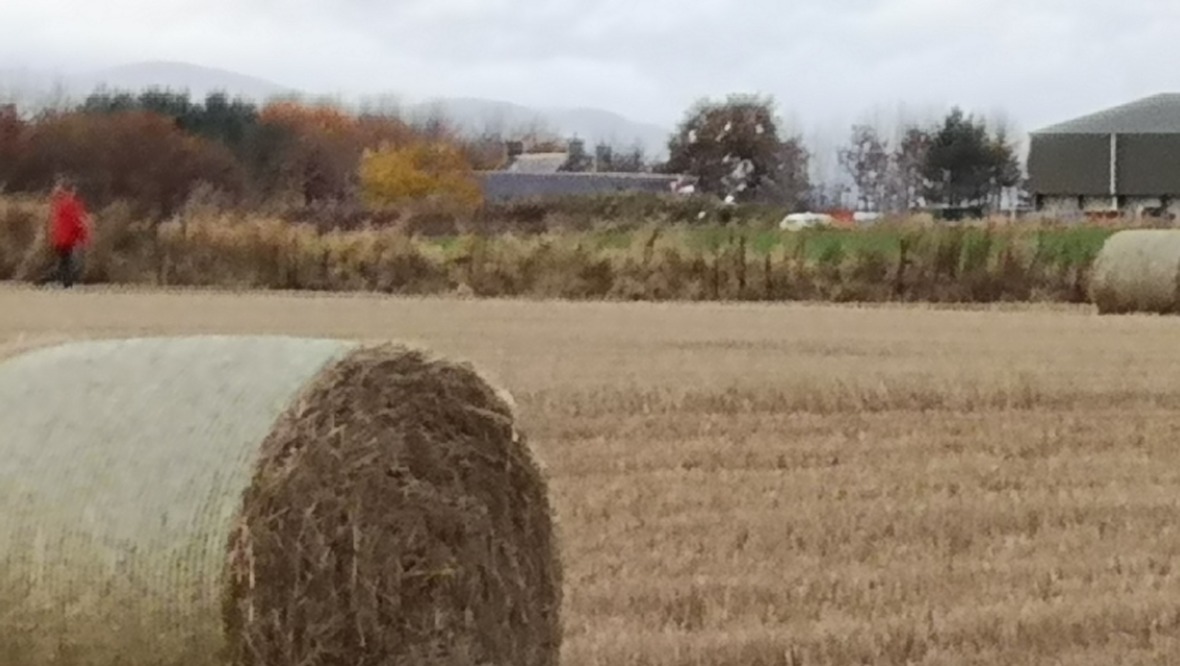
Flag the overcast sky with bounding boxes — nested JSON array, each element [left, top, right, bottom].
[[3, 0, 1180, 147]]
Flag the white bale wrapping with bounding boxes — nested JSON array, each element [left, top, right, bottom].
[[1089, 229, 1180, 314], [0, 336, 358, 664]]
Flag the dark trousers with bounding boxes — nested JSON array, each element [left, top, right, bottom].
[[54, 246, 76, 288]]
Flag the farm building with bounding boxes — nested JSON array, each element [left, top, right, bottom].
[[477, 171, 692, 202], [475, 139, 693, 202], [1028, 93, 1180, 218]]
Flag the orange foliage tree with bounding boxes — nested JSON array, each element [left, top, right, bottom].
[[358, 141, 484, 213], [13, 110, 243, 213], [258, 101, 415, 205]]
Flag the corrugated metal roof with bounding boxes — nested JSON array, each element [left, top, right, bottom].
[[505, 153, 569, 174], [1034, 93, 1180, 135], [476, 172, 687, 201]]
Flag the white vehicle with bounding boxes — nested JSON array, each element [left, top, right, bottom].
[[779, 212, 835, 231]]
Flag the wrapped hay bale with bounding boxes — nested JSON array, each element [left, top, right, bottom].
[[0, 336, 561, 666], [1089, 229, 1180, 315]]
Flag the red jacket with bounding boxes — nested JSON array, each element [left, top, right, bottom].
[[50, 191, 89, 250]]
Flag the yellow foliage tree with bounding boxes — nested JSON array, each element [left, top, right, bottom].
[[359, 141, 483, 213]]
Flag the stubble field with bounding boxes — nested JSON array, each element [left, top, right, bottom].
[[3, 284, 1180, 665]]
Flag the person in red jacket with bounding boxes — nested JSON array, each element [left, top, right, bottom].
[[48, 177, 90, 288]]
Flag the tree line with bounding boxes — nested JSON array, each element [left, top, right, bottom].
[[0, 88, 1024, 219], [663, 94, 1023, 213], [0, 89, 510, 216]]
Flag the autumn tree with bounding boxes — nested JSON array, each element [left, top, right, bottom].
[[12, 110, 243, 213], [754, 138, 811, 209], [0, 104, 22, 189], [886, 126, 931, 212], [838, 124, 890, 211], [355, 113, 416, 149], [258, 102, 367, 205], [81, 88, 219, 140], [79, 88, 265, 182], [9, 91, 491, 212], [665, 94, 810, 207], [359, 141, 483, 214]]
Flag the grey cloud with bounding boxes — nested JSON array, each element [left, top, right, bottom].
[[4, 0, 1180, 161]]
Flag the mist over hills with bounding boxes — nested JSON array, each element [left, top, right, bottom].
[[0, 60, 673, 157]]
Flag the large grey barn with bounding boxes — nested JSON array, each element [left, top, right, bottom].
[[1028, 94, 1180, 217]]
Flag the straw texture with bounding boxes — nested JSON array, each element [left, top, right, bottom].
[[1090, 230, 1180, 314], [226, 343, 562, 666], [0, 336, 561, 666]]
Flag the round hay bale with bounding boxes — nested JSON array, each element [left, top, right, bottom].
[[1089, 229, 1180, 315], [0, 336, 561, 666]]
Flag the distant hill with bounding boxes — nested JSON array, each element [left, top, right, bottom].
[[0, 60, 672, 158], [0, 67, 47, 91], [403, 97, 671, 158], [70, 61, 299, 103], [0, 66, 63, 103], [0, 61, 297, 106], [0, 60, 670, 157]]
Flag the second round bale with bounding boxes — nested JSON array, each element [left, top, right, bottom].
[[1089, 229, 1180, 315]]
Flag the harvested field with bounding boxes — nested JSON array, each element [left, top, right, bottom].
[[3, 283, 1180, 665]]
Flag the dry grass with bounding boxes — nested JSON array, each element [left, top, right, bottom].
[[0, 196, 1115, 304], [4, 284, 1180, 665]]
